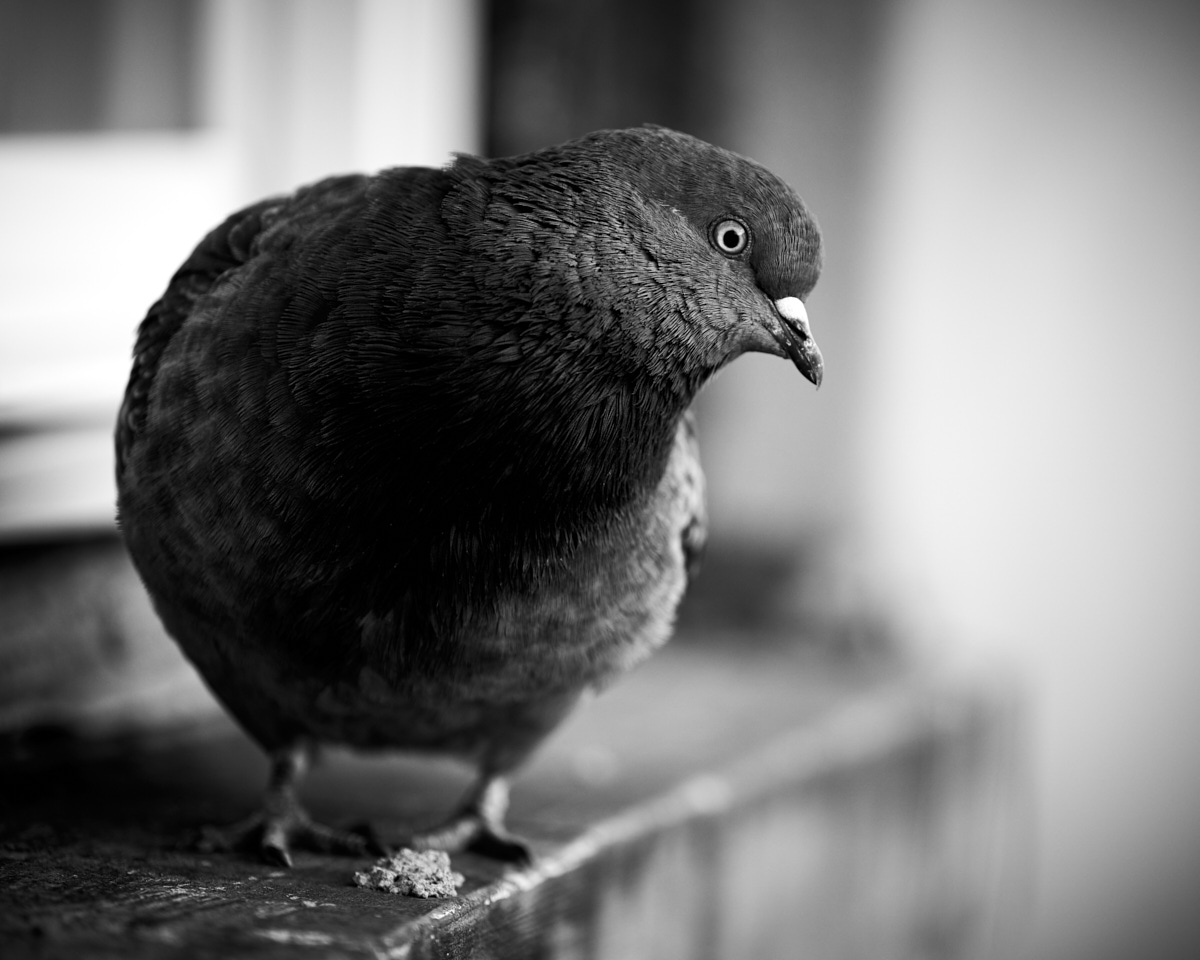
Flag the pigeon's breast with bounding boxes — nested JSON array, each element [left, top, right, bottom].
[[459, 414, 703, 694], [271, 416, 706, 753], [147, 415, 705, 755]]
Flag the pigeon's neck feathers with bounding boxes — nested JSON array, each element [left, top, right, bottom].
[[316, 164, 700, 550]]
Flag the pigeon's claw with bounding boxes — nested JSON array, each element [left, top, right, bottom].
[[195, 742, 380, 867], [197, 806, 376, 868], [406, 814, 532, 865]]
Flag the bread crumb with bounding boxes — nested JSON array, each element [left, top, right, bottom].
[[353, 849, 464, 898]]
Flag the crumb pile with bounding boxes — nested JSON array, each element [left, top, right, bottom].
[[353, 849, 464, 898]]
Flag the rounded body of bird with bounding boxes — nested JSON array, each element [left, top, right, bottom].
[[115, 126, 821, 862]]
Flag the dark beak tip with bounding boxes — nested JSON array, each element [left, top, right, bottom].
[[788, 339, 824, 389]]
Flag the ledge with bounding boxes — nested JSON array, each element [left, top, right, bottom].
[[0, 632, 1021, 959]]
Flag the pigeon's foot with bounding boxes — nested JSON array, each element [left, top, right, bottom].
[[407, 773, 533, 864], [195, 740, 380, 867], [407, 813, 532, 864], [196, 808, 376, 868]]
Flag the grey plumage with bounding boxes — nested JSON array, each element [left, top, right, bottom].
[[115, 125, 823, 865]]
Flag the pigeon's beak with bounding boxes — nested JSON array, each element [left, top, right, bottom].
[[772, 297, 823, 388]]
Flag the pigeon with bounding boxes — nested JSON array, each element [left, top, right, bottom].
[[115, 125, 822, 867]]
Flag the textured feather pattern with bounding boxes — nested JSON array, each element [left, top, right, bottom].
[[115, 126, 817, 764]]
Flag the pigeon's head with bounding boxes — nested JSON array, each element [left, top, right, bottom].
[[595, 126, 824, 388], [446, 126, 823, 402]]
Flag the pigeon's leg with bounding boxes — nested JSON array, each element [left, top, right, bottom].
[[408, 771, 531, 864], [198, 741, 375, 867], [406, 693, 581, 863]]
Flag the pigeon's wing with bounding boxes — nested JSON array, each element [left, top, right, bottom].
[[115, 195, 283, 475], [114, 172, 377, 476]]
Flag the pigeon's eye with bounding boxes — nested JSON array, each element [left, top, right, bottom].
[[711, 218, 749, 256]]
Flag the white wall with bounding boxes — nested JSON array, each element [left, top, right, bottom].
[[855, 2, 1200, 957]]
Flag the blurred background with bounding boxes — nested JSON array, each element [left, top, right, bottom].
[[1, 0, 1198, 958]]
